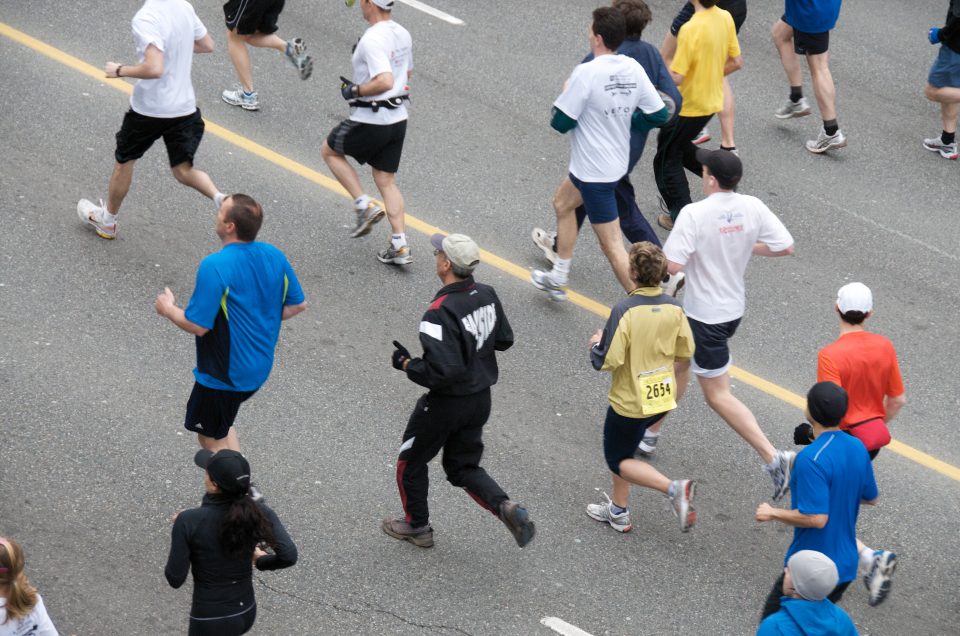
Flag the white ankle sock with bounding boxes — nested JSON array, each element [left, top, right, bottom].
[[391, 233, 406, 250], [551, 257, 572, 284], [859, 546, 876, 570], [354, 194, 371, 211], [102, 209, 118, 224]]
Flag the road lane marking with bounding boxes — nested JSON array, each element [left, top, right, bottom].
[[397, 0, 465, 25], [541, 617, 594, 636], [3, 20, 958, 484]]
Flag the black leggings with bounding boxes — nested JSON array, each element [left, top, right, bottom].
[[760, 572, 850, 620], [189, 605, 256, 636]]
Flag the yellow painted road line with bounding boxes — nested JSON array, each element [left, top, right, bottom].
[[4, 21, 958, 483]]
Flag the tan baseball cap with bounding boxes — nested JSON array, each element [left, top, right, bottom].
[[431, 233, 480, 272]]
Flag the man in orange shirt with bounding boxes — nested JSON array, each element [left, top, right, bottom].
[[813, 281, 905, 608]]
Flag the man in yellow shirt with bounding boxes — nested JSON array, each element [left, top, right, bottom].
[[653, 0, 742, 230], [585, 242, 697, 534]]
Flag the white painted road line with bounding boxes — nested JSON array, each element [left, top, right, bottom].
[[397, 0, 464, 25], [541, 616, 595, 636]]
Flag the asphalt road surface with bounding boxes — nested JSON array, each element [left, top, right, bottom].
[[1, 1, 958, 634]]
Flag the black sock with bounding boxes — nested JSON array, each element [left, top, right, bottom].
[[823, 119, 839, 136], [720, 145, 737, 152], [943, 130, 956, 145], [789, 86, 803, 102]]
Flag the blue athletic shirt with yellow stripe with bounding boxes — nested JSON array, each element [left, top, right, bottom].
[[184, 242, 305, 392]]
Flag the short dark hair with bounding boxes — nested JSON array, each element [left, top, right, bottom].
[[699, 0, 719, 8], [613, 0, 652, 38], [703, 166, 739, 191], [628, 241, 667, 287], [838, 309, 868, 326], [592, 7, 626, 51], [224, 194, 263, 242]]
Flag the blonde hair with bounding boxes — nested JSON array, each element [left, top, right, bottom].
[[0, 538, 39, 623]]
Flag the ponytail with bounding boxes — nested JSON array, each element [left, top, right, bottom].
[[0, 538, 38, 623], [218, 495, 275, 558]]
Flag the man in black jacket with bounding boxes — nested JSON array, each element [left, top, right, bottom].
[[924, 0, 960, 160], [383, 233, 536, 549]]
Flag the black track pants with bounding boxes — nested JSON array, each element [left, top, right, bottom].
[[395, 389, 509, 528], [653, 114, 714, 219]]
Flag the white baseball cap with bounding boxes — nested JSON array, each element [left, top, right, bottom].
[[836, 282, 873, 313], [371, 0, 395, 8]]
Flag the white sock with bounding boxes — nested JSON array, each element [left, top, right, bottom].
[[551, 257, 572, 284], [354, 194, 371, 211], [213, 192, 226, 211], [102, 208, 118, 224], [859, 546, 876, 570], [644, 430, 660, 440], [391, 233, 406, 250]]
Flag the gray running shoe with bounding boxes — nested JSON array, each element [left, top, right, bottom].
[[382, 517, 434, 547], [766, 450, 796, 502], [692, 127, 711, 145], [285, 38, 313, 80], [499, 500, 536, 547], [774, 97, 812, 119], [636, 434, 659, 457], [585, 493, 631, 533], [530, 227, 558, 265], [377, 244, 413, 265], [668, 479, 697, 532], [864, 550, 897, 606], [351, 203, 385, 238], [222, 84, 260, 111], [77, 198, 117, 239], [923, 137, 959, 160], [805, 128, 847, 154], [530, 269, 567, 302]]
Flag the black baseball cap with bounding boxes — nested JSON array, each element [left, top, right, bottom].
[[806, 381, 848, 428], [696, 148, 742, 189], [194, 449, 251, 496]]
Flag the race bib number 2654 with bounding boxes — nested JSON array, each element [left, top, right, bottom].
[[638, 370, 677, 415]]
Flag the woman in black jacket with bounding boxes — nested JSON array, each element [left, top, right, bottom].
[[165, 449, 297, 635]]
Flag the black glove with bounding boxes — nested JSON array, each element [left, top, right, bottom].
[[793, 422, 815, 446], [340, 76, 360, 100], [392, 340, 411, 370]]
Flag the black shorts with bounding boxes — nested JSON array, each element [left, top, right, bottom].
[[326, 119, 407, 173], [183, 382, 256, 440], [688, 317, 741, 377], [671, 0, 747, 36], [224, 0, 285, 35], [115, 109, 205, 167], [783, 15, 830, 55], [602, 406, 665, 474]]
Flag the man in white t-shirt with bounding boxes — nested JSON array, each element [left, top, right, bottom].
[[531, 7, 670, 300], [77, 0, 226, 240], [321, 0, 414, 266], [655, 149, 797, 500]]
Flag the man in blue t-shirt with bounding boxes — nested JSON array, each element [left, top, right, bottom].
[[531, 0, 680, 261], [155, 194, 307, 454], [772, 0, 847, 154], [755, 381, 878, 619]]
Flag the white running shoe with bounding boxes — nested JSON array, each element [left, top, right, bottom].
[[77, 199, 117, 239], [774, 97, 812, 119], [351, 203, 385, 238], [805, 129, 847, 154], [586, 493, 632, 533], [285, 38, 313, 81], [667, 479, 697, 532], [864, 550, 897, 606], [222, 84, 260, 111], [923, 137, 959, 160], [530, 269, 567, 302], [377, 244, 412, 265], [692, 127, 711, 145], [530, 227, 558, 265], [662, 272, 685, 297]]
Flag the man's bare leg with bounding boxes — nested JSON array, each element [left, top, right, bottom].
[[106, 161, 136, 215], [772, 20, 803, 88], [226, 29, 255, 92], [553, 177, 582, 261], [171, 162, 220, 200], [698, 372, 776, 465], [321, 141, 364, 199], [807, 52, 836, 121], [719, 77, 736, 148], [198, 427, 240, 453], [373, 168, 405, 234], [591, 219, 636, 293]]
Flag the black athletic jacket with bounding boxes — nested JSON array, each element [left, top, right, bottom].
[[939, 0, 960, 53], [165, 493, 297, 620], [405, 277, 514, 396]]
